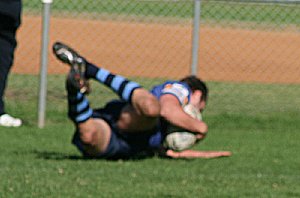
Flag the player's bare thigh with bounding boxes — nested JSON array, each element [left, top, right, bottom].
[[117, 104, 159, 132], [77, 118, 112, 155]]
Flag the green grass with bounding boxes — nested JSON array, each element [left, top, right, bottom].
[[23, 0, 300, 26], [0, 74, 299, 197]]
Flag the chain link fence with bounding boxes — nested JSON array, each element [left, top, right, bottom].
[[11, 0, 300, 124]]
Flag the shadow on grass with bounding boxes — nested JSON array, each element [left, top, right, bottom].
[[33, 150, 85, 160], [33, 150, 157, 161], [32, 150, 205, 162]]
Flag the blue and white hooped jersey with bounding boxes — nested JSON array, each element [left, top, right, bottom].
[[150, 80, 192, 106], [148, 81, 193, 149]]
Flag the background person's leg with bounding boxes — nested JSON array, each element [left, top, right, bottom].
[[0, 33, 22, 127], [0, 32, 15, 115], [0, 1, 22, 126]]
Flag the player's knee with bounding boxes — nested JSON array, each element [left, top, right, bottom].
[[142, 95, 160, 117], [78, 122, 98, 146], [79, 130, 96, 146]]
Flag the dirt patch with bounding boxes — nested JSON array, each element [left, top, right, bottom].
[[13, 15, 300, 84]]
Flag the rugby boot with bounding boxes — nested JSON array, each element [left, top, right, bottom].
[[53, 42, 90, 94]]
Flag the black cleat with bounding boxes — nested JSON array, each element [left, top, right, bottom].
[[53, 41, 83, 65], [53, 42, 90, 94]]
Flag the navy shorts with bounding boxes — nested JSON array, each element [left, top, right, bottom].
[[72, 100, 161, 159]]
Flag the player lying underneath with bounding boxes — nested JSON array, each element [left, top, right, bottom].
[[52, 42, 231, 159]]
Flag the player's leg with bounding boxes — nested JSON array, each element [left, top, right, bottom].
[[84, 63, 160, 118], [75, 118, 111, 157], [53, 42, 160, 131], [116, 89, 160, 132], [77, 61, 160, 131], [65, 68, 111, 156]]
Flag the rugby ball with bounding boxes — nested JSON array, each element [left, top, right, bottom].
[[164, 104, 202, 151]]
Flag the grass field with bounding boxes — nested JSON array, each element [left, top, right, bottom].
[[0, 74, 299, 197], [4, 1, 300, 197]]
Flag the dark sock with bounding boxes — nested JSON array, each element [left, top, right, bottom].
[[67, 83, 93, 123], [85, 62, 141, 103]]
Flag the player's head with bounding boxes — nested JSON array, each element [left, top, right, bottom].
[[180, 75, 208, 101], [180, 75, 208, 111]]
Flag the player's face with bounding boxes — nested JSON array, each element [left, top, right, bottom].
[[199, 100, 206, 113], [190, 90, 206, 112]]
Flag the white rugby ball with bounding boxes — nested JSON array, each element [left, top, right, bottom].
[[164, 104, 202, 151]]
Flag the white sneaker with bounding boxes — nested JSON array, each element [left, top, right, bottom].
[[0, 114, 22, 127]]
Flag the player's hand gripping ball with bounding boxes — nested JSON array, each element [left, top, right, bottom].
[[164, 104, 202, 151]]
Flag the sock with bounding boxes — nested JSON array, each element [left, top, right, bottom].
[[85, 62, 141, 103], [67, 89, 93, 123]]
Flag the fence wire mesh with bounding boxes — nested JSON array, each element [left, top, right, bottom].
[[11, 0, 300, 124]]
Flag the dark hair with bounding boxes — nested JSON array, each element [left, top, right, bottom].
[[180, 75, 208, 102]]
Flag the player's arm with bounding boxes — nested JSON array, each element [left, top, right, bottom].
[[159, 94, 208, 134], [165, 149, 231, 159]]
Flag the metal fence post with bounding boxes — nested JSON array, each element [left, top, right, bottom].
[[191, 0, 201, 75], [38, 0, 52, 128]]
